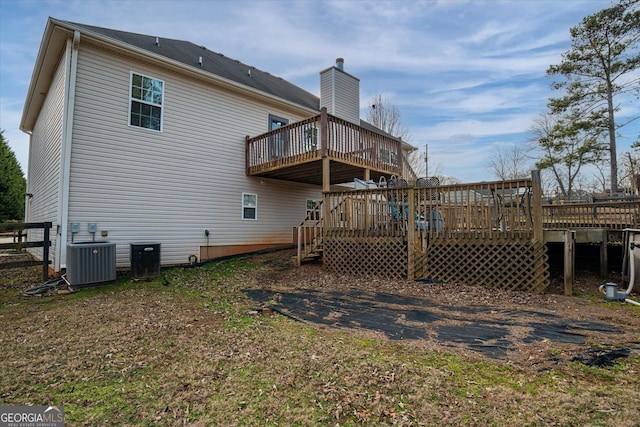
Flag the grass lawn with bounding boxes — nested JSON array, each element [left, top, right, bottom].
[[1, 250, 639, 426]]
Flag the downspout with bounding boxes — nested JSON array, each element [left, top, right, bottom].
[[56, 30, 80, 271], [24, 130, 33, 223]]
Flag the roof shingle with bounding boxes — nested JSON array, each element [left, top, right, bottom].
[[63, 20, 320, 111]]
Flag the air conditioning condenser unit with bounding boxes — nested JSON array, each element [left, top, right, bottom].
[[66, 242, 116, 287]]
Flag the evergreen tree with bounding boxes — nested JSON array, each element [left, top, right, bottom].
[[0, 131, 26, 222], [547, 0, 640, 193]]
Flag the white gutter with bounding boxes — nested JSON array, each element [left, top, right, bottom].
[[56, 30, 80, 271]]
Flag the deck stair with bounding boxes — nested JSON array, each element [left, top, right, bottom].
[[294, 201, 324, 265]]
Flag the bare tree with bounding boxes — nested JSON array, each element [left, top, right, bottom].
[[591, 161, 609, 193], [406, 147, 442, 177], [406, 149, 425, 177], [366, 95, 461, 183], [365, 94, 410, 141], [485, 144, 532, 180], [619, 150, 640, 193]]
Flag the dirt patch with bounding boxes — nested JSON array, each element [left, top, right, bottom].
[[0, 251, 43, 289]]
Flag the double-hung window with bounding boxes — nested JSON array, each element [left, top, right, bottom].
[[242, 193, 257, 220], [306, 199, 320, 220], [130, 72, 164, 131]]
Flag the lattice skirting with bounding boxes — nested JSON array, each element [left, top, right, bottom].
[[415, 237, 550, 293], [324, 237, 407, 279]]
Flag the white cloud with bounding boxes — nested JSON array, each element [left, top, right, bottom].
[[3, 0, 634, 184]]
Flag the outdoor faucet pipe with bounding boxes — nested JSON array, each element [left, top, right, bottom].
[[599, 241, 639, 304], [627, 245, 640, 305], [625, 243, 637, 296]]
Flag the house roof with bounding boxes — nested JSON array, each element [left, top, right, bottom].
[[21, 18, 413, 150], [61, 20, 321, 111]]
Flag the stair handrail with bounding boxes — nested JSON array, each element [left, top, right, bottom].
[[297, 200, 324, 265], [296, 196, 360, 265]]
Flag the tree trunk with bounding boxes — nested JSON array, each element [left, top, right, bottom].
[[607, 82, 618, 193]]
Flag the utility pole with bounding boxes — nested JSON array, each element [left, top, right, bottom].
[[424, 144, 428, 178]]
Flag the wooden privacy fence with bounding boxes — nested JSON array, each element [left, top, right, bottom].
[[0, 222, 52, 281], [321, 175, 550, 292]]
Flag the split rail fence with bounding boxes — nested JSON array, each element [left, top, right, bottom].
[[0, 222, 52, 281]]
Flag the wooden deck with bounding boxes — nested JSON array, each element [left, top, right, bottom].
[[246, 108, 417, 187], [296, 172, 640, 294], [246, 110, 640, 294]]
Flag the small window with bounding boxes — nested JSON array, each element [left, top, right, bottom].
[[269, 114, 289, 131], [242, 193, 257, 220], [130, 72, 164, 131], [306, 199, 320, 220]]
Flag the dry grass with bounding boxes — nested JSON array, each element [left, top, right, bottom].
[[1, 249, 639, 426]]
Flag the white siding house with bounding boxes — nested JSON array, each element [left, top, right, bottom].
[[21, 19, 324, 270]]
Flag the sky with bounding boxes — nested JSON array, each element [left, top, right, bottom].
[[1, 0, 638, 184]]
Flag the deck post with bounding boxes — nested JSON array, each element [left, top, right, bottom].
[[297, 225, 302, 267], [531, 170, 543, 242], [322, 192, 330, 253], [42, 222, 51, 281], [320, 107, 328, 158], [564, 230, 575, 296], [322, 157, 331, 192], [320, 107, 331, 193], [321, 97, 330, 254], [407, 188, 415, 280], [600, 230, 608, 278], [245, 135, 250, 176], [397, 139, 403, 178]]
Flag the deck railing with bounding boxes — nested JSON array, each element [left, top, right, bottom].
[[542, 200, 640, 230], [323, 178, 538, 240], [246, 115, 322, 174], [246, 108, 417, 181], [321, 180, 640, 240]]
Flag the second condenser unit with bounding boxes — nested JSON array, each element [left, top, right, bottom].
[[130, 242, 161, 280]]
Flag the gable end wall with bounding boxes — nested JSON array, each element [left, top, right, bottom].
[[66, 45, 321, 268], [26, 49, 67, 265]]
